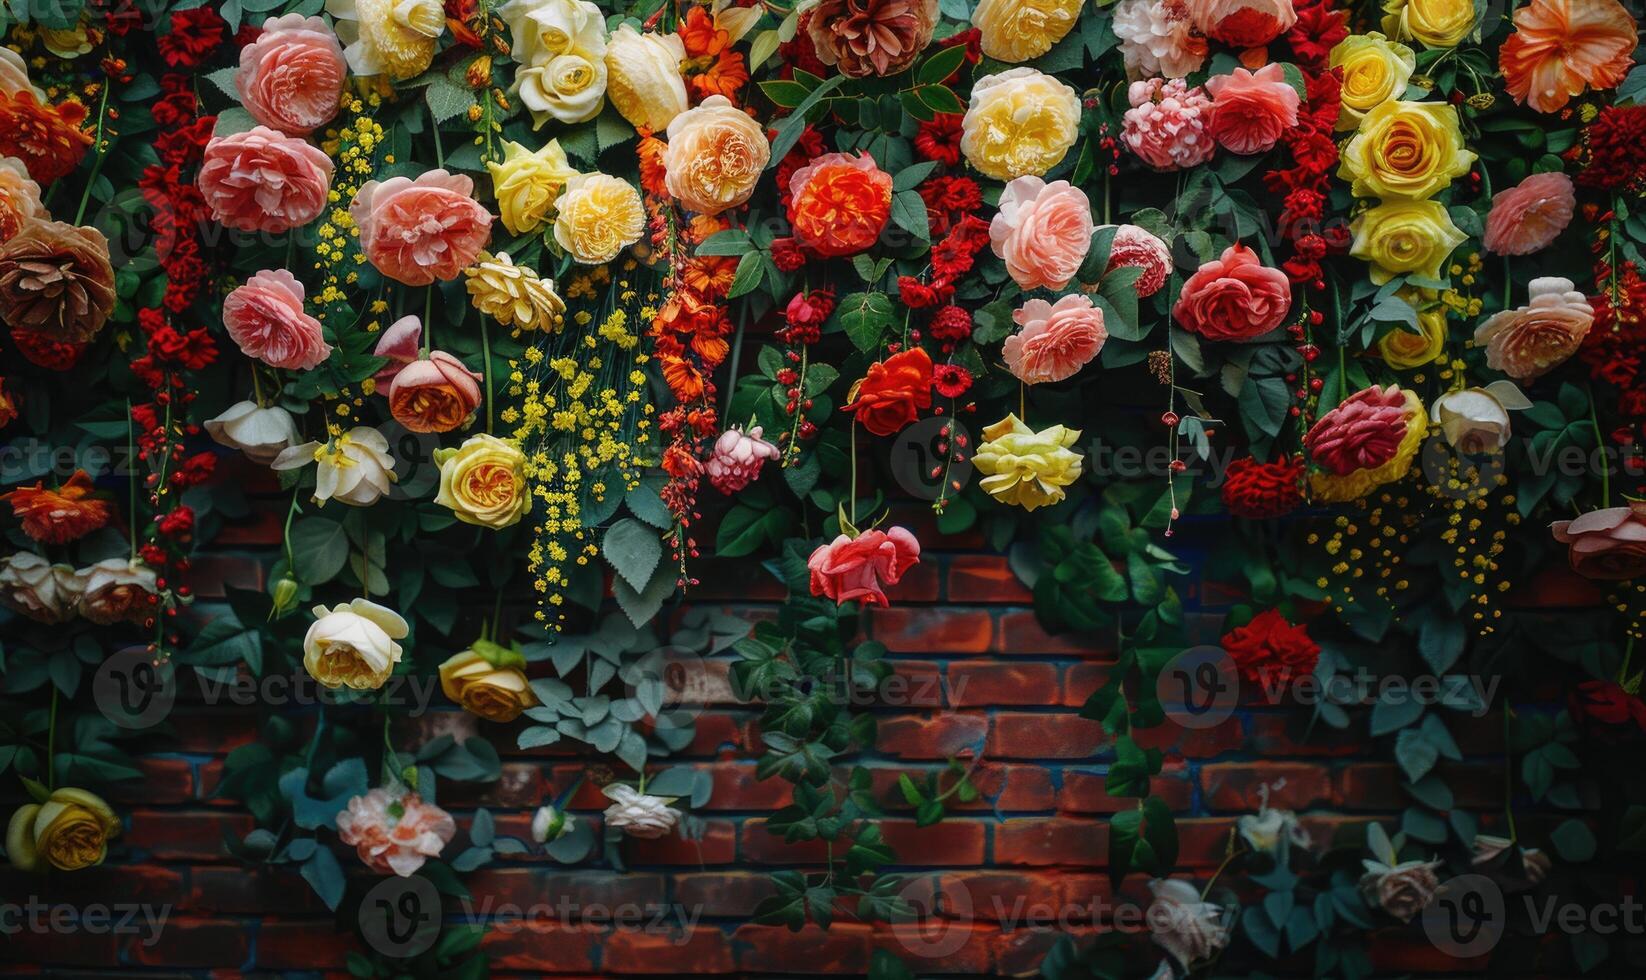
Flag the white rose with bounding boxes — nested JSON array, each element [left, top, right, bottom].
[[1430, 381, 1530, 454], [604, 24, 688, 132], [205, 400, 301, 465], [0, 552, 81, 624], [531, 805, 573, 842], [601, 784, 681, 839], [515, 51, 608, 126], [271, 426, 397, 507], [1236, 807, 1311, 855], [74, 559, 159, 626], [302, 597, 408, 690], [1147, 878, 1232, 969], [501, 0, 605, 64]]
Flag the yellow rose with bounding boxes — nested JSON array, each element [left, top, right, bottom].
[[1381, 0, 1476, 49], [1349, 199, 1468, 284], [7, 788, 119, 872], [553, 172, 646, 264], [303, 598, 407, 690], [1330, 33, 1417, 131], [1378, 302, 1448, 369], [662, 94, 770, 217], [1310, 387, 1428, 502], [488, 139, 578, 235], [605, 24, 688, 133], [439, 642, 537, 722], [1339, 100, 1475, 201], [972, 0, 1083, 63], [465, 251, 566, 332], [327, 0, 444, 80], [961, 68, 1080, 181], [433, 433, 531, 528], [973, 413, 1084, 511]]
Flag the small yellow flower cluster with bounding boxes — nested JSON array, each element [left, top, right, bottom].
[[314, 98, 384, 317], [1441, 252, 1486, 319]]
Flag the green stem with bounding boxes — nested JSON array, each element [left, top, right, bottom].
[[429, 102, 445, 169], [490, 587, 504, 643], [126, 399, 138, 562], [1502, 703, 1518, 843], [480, 314, 494, 433], [46, 685, 58, 790], [723, 307, 748, 421], [848, 421, 858, 531], [72, 82, 112, 226], [422, 286, 435, 357], [1588, 384, 1611, 508], [282, 483, 303, 573]]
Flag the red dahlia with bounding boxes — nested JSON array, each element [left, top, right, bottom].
[[1221, 456, 1304, 519]]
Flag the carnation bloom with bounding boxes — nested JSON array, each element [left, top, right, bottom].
[[788, 152, 893, 257], [1221, 609, 1319, 689], [989, 176, 1093, 291], [1303, 384, 1426, 502], [326, 0, 443, 80], [1472, 277, 1593, 382], [553, 172, 645, 264], [0, 220, 116, 344], [1111, 0, 1207, 79], [0, 470, 112, 544], [662, 94, 770, 216], [337, 788, 455, 876], [1220, 456, 1303, 519], [844, 346, 933, 436], [486, 139, 577, 236], [972, 0, 1082, 63], [235, 14, 347, 136], [973, 413, 1084, 511], [706, 426, 780, 494], [0, 552, 80, 623], [1195, 0, 1297, 48], [222, 269, 333, 371], [808, 526, 922, 607], [197, 127, 333, 233], [1204, 64, 1300, 155], [806, 0, 940, 77], [1552, 502, 1646, 580], [961, 68, 1081, 181], [1173, 243, 1291, 341], [1121, 77, 1215, 171], [351, 169, 492, 285], [0, 90, 92, 184], [372, 315, 482, 433], [74, 558, 158, 626], [1003, 295, 1107, 384], [1482, 171, 1574, 256], [1499, 0, 1637, 114], [272, 427, 398, 507]]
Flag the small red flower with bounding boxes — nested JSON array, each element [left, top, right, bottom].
[[1221, 456, 1304, 519], [158, 7, 227, 68], [914, 113, 963, 166], [1221, 609, 1320, 691], [933, 363, 972, 398]]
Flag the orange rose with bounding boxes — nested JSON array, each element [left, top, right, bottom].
[[787, 152, 893, 258], [845, 347, 933, 437], [0, 470, 112, 544]]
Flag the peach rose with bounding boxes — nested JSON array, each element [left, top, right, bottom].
[[236, 15, 347, 136], [223, 270, 333, 370], [1472, 276, 1593, 382], [371, 315, 481, 433], [1551, 502, 1646, 580], [1483, 172, 1574, 256], [1173, 243, 1291, 342], [989, 176, 1093, 291], [1003, 294, 1107, 384], [662, 94, 770, 216], [0, 156, 42, 242], [351, 169, 492, 286], [788, 152, 893, 257], [1205, 64, 1301, 155], [336, 788, 455, 876], [197, 126, 333, 233], [1194, 0, 1297, 47]]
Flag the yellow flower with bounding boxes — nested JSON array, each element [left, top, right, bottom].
[[7, 787, 119, 872], [1330, 33, 1417, 131], [1378, 302, 1449, 369], [553, 173, 645, 265], [605, 24, 688, 133], [1339, 100, 1475, 200], [439, 642, 537, 722], [661, 94, 770, 216], [972, 0, 1082, 63], [487, 139, 577, 236], [1309, 388, 1428, 502], [973, 413, 1084, 511], [466, 252, 566, 332], [303, 598, 408, 690], [326, 0, 443, 80], [1349, 199, 1467, 284], [961, 67, 1080, 181], [434, 433, 531, 528], [1380, 0, 1476, 49]]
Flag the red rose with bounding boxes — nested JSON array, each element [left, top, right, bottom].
[[1173, 243, 1293, 342], [1221, 609, 1319, 691], [787, 152, 892, 257], [807, 526, 921, 607], [844, 347, 933, 437]]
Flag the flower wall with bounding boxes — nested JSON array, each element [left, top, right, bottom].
[[0, 0, 1643, 976]]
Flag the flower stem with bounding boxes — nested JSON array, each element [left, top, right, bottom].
[[72, 82, 112, 227], [480, 313, 494, 433], [1588, 384, 1611, 508], [46, 685, 57, 790], [126, 399, 138, 562]]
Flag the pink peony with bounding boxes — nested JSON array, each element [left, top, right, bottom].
[[1193, 0, 1297, 48], [808, 526, 921, 607], [1173, 243, 1291, 341], [1121, 77, 1215, 171], [1205, 64, 1300, 155], [1551, 502, 1646, 580], [989, 176, 1094, 291], [1304, 385, 1411, 475], [236, 15, 347, 136], [1098, 223, 1174, 297], [351, 169, 493, 286], [707, 426, 780, 494], [1003, 294, 1107, 384], [371, 315, 481, 433], [198, 126, 333, 233], [336, 788, 456, 877], [1483, 172, 1575, 256], [1473, 276, 1593, 381], [222, 269, 332, 370]]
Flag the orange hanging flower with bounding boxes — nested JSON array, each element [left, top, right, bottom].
[[1499, 0, 1638, 114], [0, 92, 93, 184], [683, 255, 737, 297], [0, 470, 113, 544], [636, 132, 670, 199], [845, 347, 934, 437]]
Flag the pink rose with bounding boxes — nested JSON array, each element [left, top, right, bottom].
[[706, 426, 780, 494], [1552, 502, 1646, 580], [371, 315, 481, 433], [197, 126, 333, 233], [1122, 77, 1215, 171], [1205, 64, 1300, 155], [351, 169, 493, 286], [1003, 294, 1107, 384], [1193, 0, 1297, 47], [336, 788, 455, 877], [808, 526, 921, 607], [1472, 276, 1593, 381], [1483, 172, 1575, 256], [1097, 223, 1173, 297], [235, 15, 347, 136], [1304, 385, 1412, 475], [1173, 243, 1291, 341], [989, 176, 1094, 291], [222, 269, 332, 370]]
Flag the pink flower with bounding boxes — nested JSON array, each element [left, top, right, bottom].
[[1551, 502, 1646, 580], [1205, 64, 1300, 155], [371, 315, 482, 433], [336, 788, 455, 877], [1121, 77, 1215, 171], [706, 426, 780, 494], [1173, 243, 1291, 341], [235, 15, 346, 136], [1304, 385, 1412, 475], [989, 176, 1094, 292], [1193, 0, 1297, 48], [1483, 172, 1575, 256], [351, 169, 493, 286], [222, 269, 332, 370], [1003, 294, 1107, 384], [1098, 223, 1174, 297], [198, 126, 333, 233], [1112, 0, 1208, 80], [808, 526, 921, 607], [1473, 276, 1593, 381]]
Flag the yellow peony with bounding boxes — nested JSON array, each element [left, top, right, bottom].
[[661, 94, 770, 216], [1349, 199, 1468, 284], [961, 68, 1080, 182], [1330, 33, 1417, 131], [487, 139, 577, 235], [303, 598, 407, 690], [1378, 302, 1449, 369], [326, 0, 443, 80], [553, 172, 646, 264], [972, 0, 1083, 63], [439, 642, 537, 723], [973, 413, 1084, 511], [1309, 388, 1428, 502], [1339, 100, 1475, 201], [1380, 0, 1476, 49], [465, 252, 566, 332], [605, 24, 689, 133], [433, 433, 531, 529], [7, 787, 119, 872]]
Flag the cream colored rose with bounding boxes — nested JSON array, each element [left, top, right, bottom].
[[433, 433, 531, 528], [438, 641, 537, 722], [662, 95, 770, 216], [1380, 0, 1475, 49], [516, 50, 608, 126], [605, 24, 688, 132], [74, 558, 159, 626], [206, 400, 301, 465], [303, 597, 408, 690], [326, 0, 444, 80], [973, 0, 1083, 63], [501, 0, 605, 64], [487, 139, 578, 235], [272, 426, 398, 507], [7, 788, 119, 872], [0, 552, 81, 624], [1430, 382, 1530, 453], [553, 172, 646, 264], [0, 47, 38, 98], [1330, 33, 1417, 130], [962, 68, 1081, 181], [601, 784, 681, 838]]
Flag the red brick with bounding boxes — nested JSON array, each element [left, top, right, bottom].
[[877, 713, 989, 759], [1199, 762, 1331, 811], [1133, 716, 1245, 758], [186, 555, 265, 598], [732, 923, 873, 974], [871, 922, 997, 974], [671, 872, 776, 917], [188, 868, 328, 915], [464, 870, 666, 914], [949, 663, 1059, 706], [211, 510, 283, 546], [127, 916, 248, 968], [986, 713, 1104, 760], [870, 607, 994, 653], [947, 556, 1032, 603], [102, 758, 194, 804], [126, 811, 251, 861], [882, 819, 986, 865], [482, 921, 601, 972], [253, 920, 358, 969], [995, 611, 1106, 656], [603, 927, 735, 974], [627, 819, 737, 865], [994, 818, 1106, 867]]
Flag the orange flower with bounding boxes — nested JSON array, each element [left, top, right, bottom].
[[0, 470, 113, 544], [637, 133, 669, 198], [845, 347, 934, 437], [1499, 0, 1638, 114], [659, 354, 706, 402], [0, 92, 92, 184], [0, 376, 16, 428], [678, 6, 727, 58], [683, 255, 737, 296], [678, 9, 750, 101], [685, 214, 731, 243], [787, 152, 893, 258]]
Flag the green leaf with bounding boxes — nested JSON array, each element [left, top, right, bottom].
[[727, 250, 766, 298], [1550, 818, 1597, 862], [837, 291, 896, 352], [291, 517, 348, 585], [890, 190, 929, 243], [916, 44, 968, 86], [768, 75, 848, 165], [604, 518, 663, 592]]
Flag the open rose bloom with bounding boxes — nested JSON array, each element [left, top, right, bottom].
[[198, 127, 334, 233], [808, 526, 922, 607], [235, 15, 347, 135], [351, 170, 493, 285], [336, 788, 455, 876], [372, 315, 482, 433]]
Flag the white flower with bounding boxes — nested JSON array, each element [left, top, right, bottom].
[[73, 558, 158, 626], [1236, 807, 1311, 856], [515, 50, 608, 125], [1146, 878, 1232, 969], [303, 597, 408, 690], [272, 426, 397, 507], [604, 23, 688, 132], [1112, 0, 1207, 80], [531, 805, 573, 842], [0, 552, 81, 624], [205, 400, 301, 465], [500, 0, 605, 65], [1430, 381, 1530, 454], [326, 0, 444, 79], [0, 47, 44, 99], [601, 784, 681, 839]]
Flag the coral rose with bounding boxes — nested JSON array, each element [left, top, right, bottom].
[[0, 156, 43, 242], [1552, 503, 1646, 580], [0, 470, 112, 544], [1221, 609, 1319, 689], [0, 220, 115, 343], [553, 172, 645, 264], [973, 413, 1084, 511], [1194, 0, 1297, 47], [372, 315, 482, 433], [486, 139, 577, 236], [198, 127, 333, 233], [236, 15, 347, 136], [1348, 199, 1466, 284], [352, 169, 492, 285], [1095, 223, 1173, 297], [807, 0, 939, 77], [788, 152, 893, 257], [605, 24, 688, 131], [973, 0, 1082, 63], [808, 525, 922, 607], [1173, 243, 1291, 342], [989, 176, 1093, 291], [1330, 32, 1416, 130], [1205, 64, 1300, 156], [844, 346, 932, 436], [1499, 0, 1637, 114], [1303, 384, 1427, 501], [1483, 171, 1574, 256], [223, 269, 333, 371], [337, 788, 455, 876], [1121, 77, 1215, 171], [962, 68, 1081, 181], [663, 94, 770, 216], [1003, 294, 1107, 384], [1338, 100, 1474, 201], [1472, 276, 1593, 382], [432, 433, 531, 528]]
